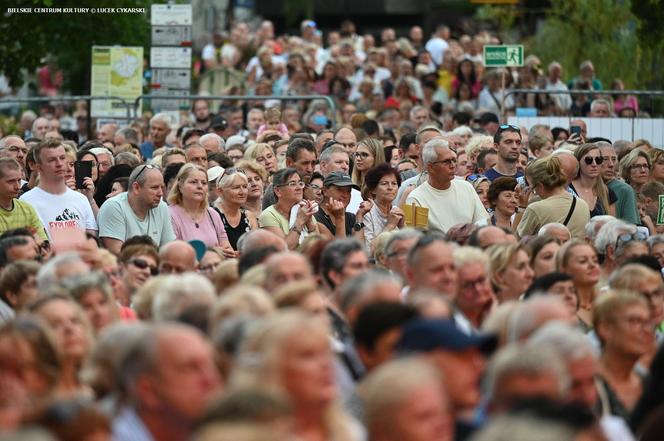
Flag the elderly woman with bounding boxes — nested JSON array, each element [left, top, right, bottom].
[[213, 168, 257, 251], [29, 294, 93, 395], [517, 156, 590, 240], [468, 175, 491, 210], [361, 163, 404, 251], [571, 143, 616, 217], [351, 137, 386, 188], [478, 177, 518, 230], [232, 311, 361, 441], [556, 240, 601, 331], [168, 163, 233, 254], [61, 272, 119, 334], [235, 160, 269, 218], [244, 143, 278, 176], [594, 291, 654, 420], [620, 149, 652, 193], [486, 243, 535, 303], [259, 168, 318, 250], [610, 264, 664, 339]]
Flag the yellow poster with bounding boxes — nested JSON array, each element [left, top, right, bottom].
[[91, 46, 143, 118]]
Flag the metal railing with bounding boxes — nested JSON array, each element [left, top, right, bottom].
[[134, 94, 338, 128], [501, 89, 664, 119]]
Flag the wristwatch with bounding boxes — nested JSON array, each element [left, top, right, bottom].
[[353, 222, 365, 232]]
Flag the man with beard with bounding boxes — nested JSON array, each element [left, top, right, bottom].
[[98, 164, 176, 254], [484, 125, 524, 182], [192, 99, 212, 130]]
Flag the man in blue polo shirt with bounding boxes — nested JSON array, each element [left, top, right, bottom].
[[484, 124, 524, 182]]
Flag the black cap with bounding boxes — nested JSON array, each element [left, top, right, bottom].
[[397, 319, 497, 354], [209, 116, 228, 130], [323, 171, 360, 190], [479, 112, 499, 125]]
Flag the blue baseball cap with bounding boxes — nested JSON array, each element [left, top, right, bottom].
[[396, 319, 497, 354]]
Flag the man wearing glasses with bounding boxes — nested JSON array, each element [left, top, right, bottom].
[[98, 164, 176, 255], [406, 138, 488, 233], [484, 124, 525, 182]]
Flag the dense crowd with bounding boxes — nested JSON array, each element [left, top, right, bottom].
[[0, 17, 663, 441]]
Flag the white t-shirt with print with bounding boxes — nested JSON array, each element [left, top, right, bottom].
[[20, 186, 97, 238]]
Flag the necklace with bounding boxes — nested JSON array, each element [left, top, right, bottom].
[[184, 207, 205, 228]]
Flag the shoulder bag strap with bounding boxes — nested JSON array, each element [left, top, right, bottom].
[[562, 196, 577, 226]]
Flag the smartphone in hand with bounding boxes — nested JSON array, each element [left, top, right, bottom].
[[74, 160, 93, 189]]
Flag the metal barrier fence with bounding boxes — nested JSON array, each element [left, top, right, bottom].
[[501, 89, 664, 119], [134, 94, 338, 128]]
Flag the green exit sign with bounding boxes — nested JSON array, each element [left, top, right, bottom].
[[483, 45, 524, 67]]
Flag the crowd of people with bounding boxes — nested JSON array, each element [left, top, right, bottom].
[[0, 17, 663, 441]]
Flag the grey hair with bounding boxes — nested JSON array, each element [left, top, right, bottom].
[[648, 234, 664, 250], [384, 228, 423, 257], [115, 323, 159, 402], [584, 215, 615, 242], [590, 98, 611, 113], [507, 296, 569, 343], [415, 125, 443, 145], [593, 219, 635, 256], [528, 321, 599, 361], [453, 246, 489, 271], [451, 125, 473, 137], [115, 152, 141, 168], [409, 105, 426, 119], [152, 274, 216, 322], [89, 147, 115, 166], [484, 343, 570, 405], [338, 269, 400, 313], [539, 223, 570, 238], [59, 271, 113, 303], [320, 238, 366, 289], [200, 133, 225, 151], [150, 112, 172, 128], [421, 138, 451, 167], [116, 127, 139, 144], [36, 252, 86, 293], [319, 145, 347, 164]]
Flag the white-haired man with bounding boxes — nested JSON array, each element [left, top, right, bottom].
[[199, 133, 224, 154], [140, 113, 172, 159], [406, 138, 488, 233]]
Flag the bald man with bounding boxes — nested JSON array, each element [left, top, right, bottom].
[[159, 240, 198, 274], [263, 251, 314, 290]]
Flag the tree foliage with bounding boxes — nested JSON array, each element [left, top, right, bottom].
[[0, 0, 151, 94], [530, 0, 639, 88]]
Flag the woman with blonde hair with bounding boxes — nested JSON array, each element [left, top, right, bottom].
[[609, 263, 664, 335], [620, 149, 652, 193], [236, 160, 269, 217], [61, 272, 119, 334], [244, 143, 278, 176], [168, 163, 233, 253], [556, 240, 600, 331], [594, 291, 654, 419], [486, 243, 534, 303], [351, 137, 386, 187], [232, 311, 361, 441], [571, 143, 616, 217], [517, 155, 590, 240], [213, 168, 257, 251], [465, 135, 494, 166]]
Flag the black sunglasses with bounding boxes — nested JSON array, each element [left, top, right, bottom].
[[133, 164, 157, 182], [583, 156, 604, 165], [129, 258, 159, 276]]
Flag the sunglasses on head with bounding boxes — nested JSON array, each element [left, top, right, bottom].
[[129, 258, 159, 276], [498, 124, 520, 132], [583, 156, 604, 165]]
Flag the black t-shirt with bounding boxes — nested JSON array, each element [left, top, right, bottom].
[[314, 208, 355, 237]]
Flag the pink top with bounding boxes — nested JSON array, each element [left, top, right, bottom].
[[169, 204, 228, 247]]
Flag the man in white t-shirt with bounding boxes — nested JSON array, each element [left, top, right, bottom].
[[98, 164, 175, 255], [20, 139, 97, 238], [425, 25, 450, 66], [406, 138, 488, 233]]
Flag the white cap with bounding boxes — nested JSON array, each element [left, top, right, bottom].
[[207, 166, 225, 183]]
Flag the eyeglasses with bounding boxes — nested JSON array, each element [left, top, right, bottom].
[[615, 232, 648, 249], [133, 164, 157, 182], [583, 156, 604, 165], [353, 151, 371, 160], [616, 314, 651, 330], [221, 167, 246, 179], [630, 163, 650, 171], [640, 288, 664, 302], [277, 181, 305, 188], [430, 158, 457, 167], [128, 258, 159, 276], [306, 183, 322, 191], [461, 275, 489, 291]]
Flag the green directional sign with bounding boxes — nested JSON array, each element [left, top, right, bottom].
[[657, 195, 664, 225], [483, 45, 524, 67]]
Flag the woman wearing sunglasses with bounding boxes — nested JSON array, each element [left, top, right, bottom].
[[168, 164, 235, 256], [259, 168, 319, 250], [213, 168, 257, 251], [571, 143, 616, 218]]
